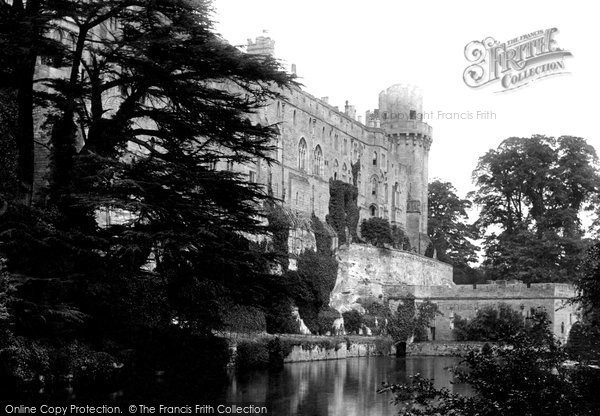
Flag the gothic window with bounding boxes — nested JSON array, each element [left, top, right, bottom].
[[371, 176, 378, 196], [372, 152, 378, 166], [313, 145, 323, 176], [370, 204, 377, 217], [334, 134, 339, 150], [298, 138, 307, 170], [353, 142, 359, 162], [333, 159, 339, 180], [293, 110, 297, 125]]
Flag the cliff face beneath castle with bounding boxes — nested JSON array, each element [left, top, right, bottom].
[[329, 244, 453, 312]]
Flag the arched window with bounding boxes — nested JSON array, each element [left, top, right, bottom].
[[298, 138, 307, 170], [313, 145, 323, 176], [372, 152, 378, 166], [333, 159, 339, 180], [293, 110, 297, 125], [334, 134, 339, 150], [371, 176, 378, 196], [370, 204, 377, 217]]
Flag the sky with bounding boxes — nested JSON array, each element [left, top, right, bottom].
[[212, 0, 600, 198]]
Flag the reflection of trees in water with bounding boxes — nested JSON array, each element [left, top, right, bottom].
[[226, 357, 466, 416]]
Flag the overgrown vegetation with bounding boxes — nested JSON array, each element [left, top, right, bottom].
[[452, 304, 526, 341], [387, 297, 440, 343], [327, 179, 360, 244], [361, 217, 393, 247], [380, 312, 600, 416]]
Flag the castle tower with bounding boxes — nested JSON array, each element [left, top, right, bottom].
[[246, 31, 275, 56], [378, 84, 432, 254]]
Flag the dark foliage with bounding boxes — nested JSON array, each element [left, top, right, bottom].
[[453, 303, 525, 341], [0, 0, 295, 399], [327, 179, 359, 244], [380, 313, 600, 416], [342, 310, 362, 335], [361, 217, 393, 247], [471, 135, 599, 283]]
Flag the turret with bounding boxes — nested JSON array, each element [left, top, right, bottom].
[[378, 84, 432, 254]]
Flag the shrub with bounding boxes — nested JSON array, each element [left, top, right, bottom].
[[221, 304, 267, 333], [361, 217, 393, 247], [342, 310, 362, 334], [235, 340, 269, 370], [452, 303, 525, 341], [265, 298, 300, 334], [317, 308, 341, 335]]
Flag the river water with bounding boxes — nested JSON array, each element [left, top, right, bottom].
[[225, 356, 471, 416]]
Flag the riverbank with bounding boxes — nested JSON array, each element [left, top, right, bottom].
[[217, 332, 396, 366]]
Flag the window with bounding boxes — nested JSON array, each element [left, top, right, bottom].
[[334, 134, 339, 150], [293, 110, 297, 125], [371, 177, 378, 196], [313, 145, 323, 176], [298, 138, 307, 170], [249, 171, 256, 183], [370, 205, 377, 217], [372, 152, 378, 166], [226, 161, 234, 171], [333, 159, 339, 180], [410, 109, 416, 120]]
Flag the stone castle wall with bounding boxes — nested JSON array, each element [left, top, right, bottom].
[[329, 244, 453, 312], [405, 283, 576, 343]]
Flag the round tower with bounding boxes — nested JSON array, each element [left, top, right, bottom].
[[378, 84, 432, 254]]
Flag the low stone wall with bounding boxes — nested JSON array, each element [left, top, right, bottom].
[[283, 339, 387, 362], [407, 341, 488, 356], [219, 332, 396, 364]]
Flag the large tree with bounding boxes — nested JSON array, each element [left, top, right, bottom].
[[471, 135, 599, 282], [0, 0, 295, 399], [426, 179, 479, 283]]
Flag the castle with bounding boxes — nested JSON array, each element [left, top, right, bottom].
[[30, 28, 578, 343], [237, 35, 431, 253], [240, 35, 577, 343]]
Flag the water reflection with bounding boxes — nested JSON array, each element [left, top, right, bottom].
[[225, 356, 471, 416]]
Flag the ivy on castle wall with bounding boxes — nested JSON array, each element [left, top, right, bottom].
[[327, 179, 360, 244], [264, 202, 291, 271], [262, 204, 341, 335]]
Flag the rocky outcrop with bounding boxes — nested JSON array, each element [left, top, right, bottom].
[[329, 244, 453, 312]]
